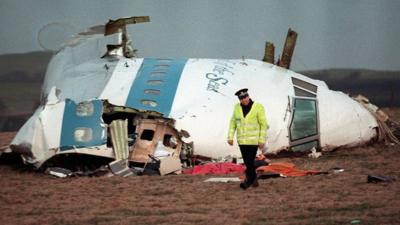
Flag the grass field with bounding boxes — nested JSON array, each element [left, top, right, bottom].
[[0, 108, 399, 225]]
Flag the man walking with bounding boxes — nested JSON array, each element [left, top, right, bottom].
[[227, 88, 268, 190]]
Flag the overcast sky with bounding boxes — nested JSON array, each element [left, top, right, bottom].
[[1, 0, 399, 71]]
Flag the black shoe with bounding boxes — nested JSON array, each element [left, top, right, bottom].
[[239, 182, 250, 190]]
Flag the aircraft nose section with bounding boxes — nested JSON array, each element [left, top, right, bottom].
[[318, 90, 378, 148]]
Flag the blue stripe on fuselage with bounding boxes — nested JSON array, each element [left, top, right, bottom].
[[125, 58, 187, 117]]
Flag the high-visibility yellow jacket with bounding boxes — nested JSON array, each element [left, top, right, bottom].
[[228, 102, 268, 145]]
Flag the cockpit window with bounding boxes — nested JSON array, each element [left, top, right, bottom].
[[294, 87, 316, 98], [289, 98, 318, 141], [291, 77, 317, 97], [291, 77, 317, 93]]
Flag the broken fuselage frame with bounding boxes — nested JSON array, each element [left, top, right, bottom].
[[10, 99, 192, 169]]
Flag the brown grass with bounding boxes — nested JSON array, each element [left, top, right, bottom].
[[1, 144, 399, 225], [0, 108, 399, 225]]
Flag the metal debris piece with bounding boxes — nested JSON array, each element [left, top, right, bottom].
[[104, 16, 150, 58], [331, 167, 345, 173], [45, 167, 73, 178], [354, 95, 400, 145], [278, 28, 297, 69], [105, 16, 150, 35], [204, 177, 241, 183], [367, 175, 396, 183], [108, 159, 134, 177], [129, 119, 183, 163], [308, 147, 322, 159], [159, 156, 182, 176], [262, 42, 275, 63], [257, 172, 282, 179]]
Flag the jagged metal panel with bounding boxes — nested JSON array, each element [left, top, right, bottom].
[[108, 159, 133, 177]]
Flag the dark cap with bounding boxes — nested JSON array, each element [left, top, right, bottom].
[[234, 88, 249, 99]]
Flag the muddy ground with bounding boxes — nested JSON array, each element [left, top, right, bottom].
[[0, 109, 399, 225]]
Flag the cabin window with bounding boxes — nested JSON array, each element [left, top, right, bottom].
[[153, 64, 170, 70], [289, 98, 318, 141], [147, 80, 164, 85], [150, 72, 166, 77], [76, 102, 94, 116], [141, 100, 158, 107], [144, 89, 160, 95], [156, 59, 172, 63], [74, 127, 93, 142], [140, 129, 154, 141], [290, 140, 318, 152]]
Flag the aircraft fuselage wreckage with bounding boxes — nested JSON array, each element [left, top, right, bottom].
[[7, 17, 399, 176]]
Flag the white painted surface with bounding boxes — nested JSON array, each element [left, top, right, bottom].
[[99, 58, 143, 106]]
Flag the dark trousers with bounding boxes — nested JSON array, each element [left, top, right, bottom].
[[239, 145, 258, 185]]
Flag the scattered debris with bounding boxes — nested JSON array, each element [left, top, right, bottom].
[[108, 159, 134, 177], [350, 219, 362, 224], [73, 166, 111, 177], [308, 147, 322, 159], [183, 162, 245, 175], [204, 177, 241, 183], [256, 162, 326, 177], [159, 156, 182, 175], [45, 167, 73, 178], [277, 28, 297, 69], [354, 95, 400, 145], [331, 167, 345, 173], [262, 42, 275, 64], [257, 172, 282, 179], [367, 175, 396, 183]]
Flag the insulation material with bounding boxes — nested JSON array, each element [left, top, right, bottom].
[[109, 119, 129, 160]]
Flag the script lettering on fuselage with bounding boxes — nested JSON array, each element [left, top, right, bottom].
[[205, 60, 236, 94]]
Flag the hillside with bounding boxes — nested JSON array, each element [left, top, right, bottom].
[[301, 69, 400, 107], [0, 51, 52, 82]]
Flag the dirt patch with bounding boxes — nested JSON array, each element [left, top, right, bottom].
[[0, 109, 399, 225]]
